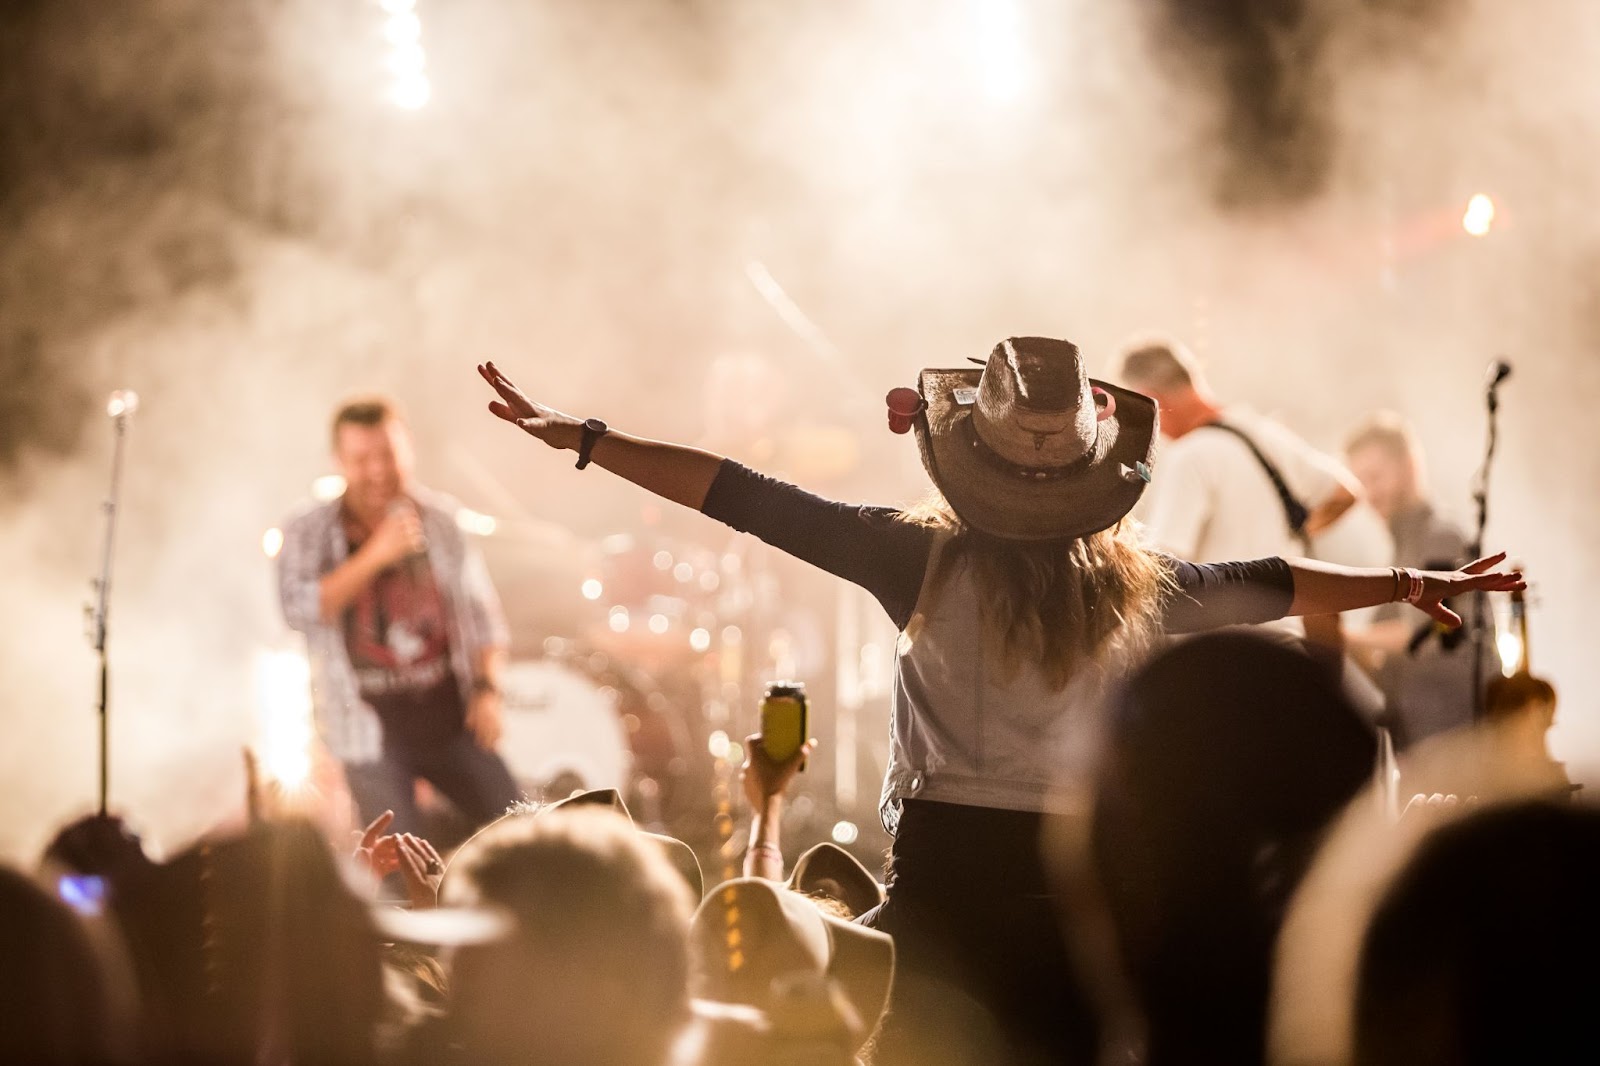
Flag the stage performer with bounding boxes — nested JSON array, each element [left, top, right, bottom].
[[475, 341, 1520, 1066], [1115, 335, 1394, 632], [278, 396, 519, 837]]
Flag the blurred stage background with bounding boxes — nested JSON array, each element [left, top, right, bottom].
[[3, 0, 1598, 866]]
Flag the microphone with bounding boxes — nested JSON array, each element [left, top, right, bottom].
[[1487, 360, 1512, 390], [106, 390, 140, 418]]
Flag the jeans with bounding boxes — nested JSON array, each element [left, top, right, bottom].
[[344, 731, 522, 837], [857, 799, 1099, 1066]]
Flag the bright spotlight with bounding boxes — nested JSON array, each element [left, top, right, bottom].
[[105, 390, 140, 418], [581, 579, 603, 601], [387, 42, 426, 77], [1497, 628, 1525, 677], [253, 649, 315, 791], [455, 508, 496, 536], [261, 527, 284, 559], [608, 607, 630, 633], [311, 475, 346, 501], [970, 0, 1027, 103], [832, 820, 860, 846], [391, 75, 431, 110], [708, 730, 731, 759], [1463, 194, 1495, 237], [689, 627, 712, 653], [383, 12, 421, 45]]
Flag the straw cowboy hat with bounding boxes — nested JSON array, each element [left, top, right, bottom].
[[906, 336, 1158, 541], [690, 877, 895, 1054]]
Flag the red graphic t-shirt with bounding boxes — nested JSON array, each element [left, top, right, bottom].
[[342, 516, 464, 750]]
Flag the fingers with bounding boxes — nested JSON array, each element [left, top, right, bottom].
[[359, 810, 395, 850], [1426, 601, 1464, 630], [1462, 551, 1507, 575]]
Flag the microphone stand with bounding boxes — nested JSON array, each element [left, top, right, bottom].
[[1468, 367, 1506, 723], [88, 395, 135, 817]]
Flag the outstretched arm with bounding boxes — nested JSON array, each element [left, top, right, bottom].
[[1286, 553, 1523, 629], [477, 361, 724, 510]]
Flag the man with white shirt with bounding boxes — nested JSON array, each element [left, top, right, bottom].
[[1116, 337, 1394, 635]]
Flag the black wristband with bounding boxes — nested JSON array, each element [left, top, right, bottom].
[[576, 418, 608, 470]]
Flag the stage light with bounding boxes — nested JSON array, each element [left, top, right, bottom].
[[708, 730, 731, 759], [581, 579, 603, 601], [690, 627, 712, 653], [1463, 194, 1495, 237], [261, 527, 284, 559], [832, 820, 860, 846], [673, 562, 695, 583], [653, 550, 674, 570], [608, 607, 630, 633], [1497, 628, 1525, 677], [311, 475, 346, 501], [699, 571, 720, 592], [391, 76, 431, 110], [106, 390, 140, 418], [387, 42, 426, 77], [970, 0, 1027, 103], [383, 12, 421, 45], [455, 508, 496, 536], [649, 613, 670, 635], [253, 649, 314, 791]]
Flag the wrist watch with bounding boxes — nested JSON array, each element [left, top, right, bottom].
[[576, 418, 608, 470]]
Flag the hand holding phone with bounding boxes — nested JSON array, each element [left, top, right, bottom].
[[759, 681, 810, 767]]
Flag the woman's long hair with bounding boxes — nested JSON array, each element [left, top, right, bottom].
[[904, 493, 1173, 691]]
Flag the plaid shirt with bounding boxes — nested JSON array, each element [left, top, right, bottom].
[[276, 485, 509, 764]]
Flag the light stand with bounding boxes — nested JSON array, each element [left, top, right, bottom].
[[1468, 362, 1510, 723], [88, 390, 138, 816]]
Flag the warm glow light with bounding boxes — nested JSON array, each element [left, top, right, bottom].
[[608, 607, 630, 633], [673, 562, 695, 583], [253, 649, 314, 791], [387, 42, 426, 77], [379, 0, 416, 13], [1497, 629, 1525, 677], [708, 730, 731, 759], [970, 0, 1027, 103], [832, 820, 860, 846], [653, 550, 674, 570], [1463, 194, 1495, 237], [648, 613, 670, 635], [455, 508, 497, 536], [106, 390, 140, 418], [312, 475, 347, 501], [391, 76, 432, 110], [689, 627, 712, 653], [261, 527, 284, 559], [581, 579, 603, 601], [383, 12, 422, 45]]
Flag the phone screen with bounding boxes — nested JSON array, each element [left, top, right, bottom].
[[58, 875, 108, 918]]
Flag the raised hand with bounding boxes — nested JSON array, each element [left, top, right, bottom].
[[1411, 552, 1525, 629], [740, 733, 816, 810], [476, 361, 583, 451]]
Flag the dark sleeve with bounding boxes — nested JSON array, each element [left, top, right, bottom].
[[1158, 556, 1296, 634], [700, 460, 935, 630]]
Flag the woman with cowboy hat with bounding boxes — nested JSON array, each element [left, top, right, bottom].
[[475, 340, 1521, 1065]]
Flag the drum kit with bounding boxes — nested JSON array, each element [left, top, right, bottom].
[[481, 516, 796, 836]]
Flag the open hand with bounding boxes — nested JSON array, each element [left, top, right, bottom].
[[476, 362, 583, 451], [1412, 552, 1525, 629]]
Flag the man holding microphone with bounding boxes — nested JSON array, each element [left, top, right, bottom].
[[277, 396, 519, 836]]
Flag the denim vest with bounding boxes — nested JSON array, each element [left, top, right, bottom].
[[878, 539, 1129, 833]]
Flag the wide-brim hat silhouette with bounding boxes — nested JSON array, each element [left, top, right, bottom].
[[914, 336, 1158, 541]]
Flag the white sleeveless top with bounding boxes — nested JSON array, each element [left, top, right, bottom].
[[878, 539, 1136, 832]]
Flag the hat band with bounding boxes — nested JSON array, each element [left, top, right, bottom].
[[958, 417, 1098, 482]]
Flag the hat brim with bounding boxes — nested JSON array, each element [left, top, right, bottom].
[[786, 842, 885, 919], [914, 368, 1157, 542]]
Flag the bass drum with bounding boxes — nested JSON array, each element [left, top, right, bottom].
[[497, 647, 708, 827]]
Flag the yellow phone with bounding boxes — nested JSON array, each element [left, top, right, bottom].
[[759, 681, 809, 767]]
